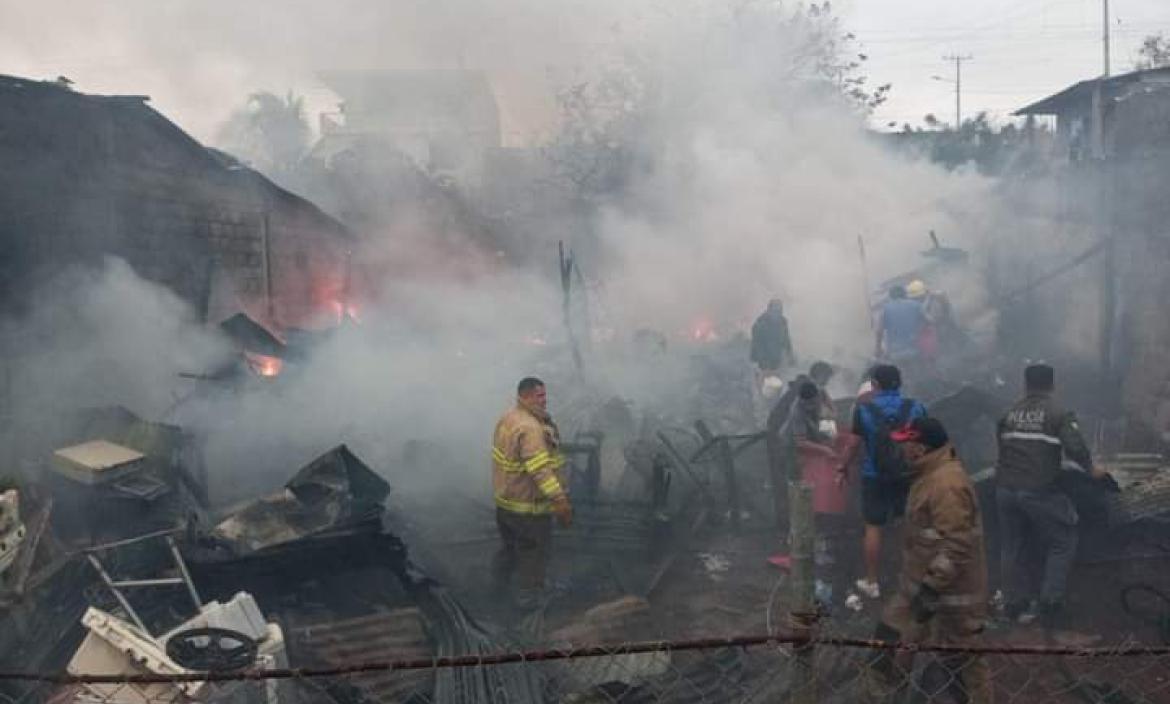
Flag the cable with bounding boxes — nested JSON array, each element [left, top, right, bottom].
[[1120, 583, 1170, 645], [764, 573, 788, 636]]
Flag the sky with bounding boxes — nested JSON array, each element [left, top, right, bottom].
[[845, 0, 1168, 129], [0, 0, 1164, 140]]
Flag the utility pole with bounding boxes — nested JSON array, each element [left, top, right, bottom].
[[1097, 0, 1116, 415], [941, 54, 973, 128], [1103, 0, 1111, 77]]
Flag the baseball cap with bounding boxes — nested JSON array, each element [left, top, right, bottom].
[[890, 416, 949, 449]]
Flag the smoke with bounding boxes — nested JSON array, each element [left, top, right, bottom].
[[540, 1, 999, 362], [0, 0, 1050, 508], [0, 0, 635, 142], [0, 258, 231, 446]]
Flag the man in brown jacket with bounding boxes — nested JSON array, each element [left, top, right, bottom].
[[491, 377, 573, 608], [865, 416, 991, 703]]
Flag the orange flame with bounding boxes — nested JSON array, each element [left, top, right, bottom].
[[328, 299, 363, 325], [245, 352, 284, 378], [689, 317, 719, 343]]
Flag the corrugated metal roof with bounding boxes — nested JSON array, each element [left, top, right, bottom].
[[1015, 66, 1170, 116]]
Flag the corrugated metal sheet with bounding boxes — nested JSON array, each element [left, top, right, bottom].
[[289, 608, 433, 704]]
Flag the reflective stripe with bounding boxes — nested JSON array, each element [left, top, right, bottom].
[[928, 553, 955, 578], [492, 447, 525, 472], [524, 451, 566, 473], [537, 476, 564, 497], [495, 494, 553, 514], [526, 453, 552, 471], [492, 447, 521, 466], [902, 579, 983, 607], [938, 593, 983, 607], [1000, 431, 1062, 446]]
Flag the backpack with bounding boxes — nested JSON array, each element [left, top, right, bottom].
[[864, 399, 916, 481]]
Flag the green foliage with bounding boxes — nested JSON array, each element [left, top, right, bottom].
[[893, 113, 1055, 176], [1135, 33, 1170, 70], [215, 91, 311, 179]]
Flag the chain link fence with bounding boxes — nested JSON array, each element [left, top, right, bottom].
[[4, 631, 1170, 704]]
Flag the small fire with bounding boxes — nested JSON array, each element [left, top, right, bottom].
[[689, 317, 719, 343], [329, 299, 362, 324], [245, 352, 283, 378]]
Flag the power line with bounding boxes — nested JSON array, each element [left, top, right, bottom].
[[941, 54, 974, 127]]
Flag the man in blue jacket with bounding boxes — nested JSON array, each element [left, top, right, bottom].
[[839, 364, 927, 599], [876, 285, 926, 362]]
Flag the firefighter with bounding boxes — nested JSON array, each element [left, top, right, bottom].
[[491, 377, 573, 608], [996, 363, 1105, 631], [865, 416, 991, 704]]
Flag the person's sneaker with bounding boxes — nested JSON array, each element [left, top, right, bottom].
[[1016, 602, 1039, 625], [855, 578, 881, 599]]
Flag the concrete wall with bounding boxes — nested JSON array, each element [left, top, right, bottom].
[[1114, 155, 1170, 442]]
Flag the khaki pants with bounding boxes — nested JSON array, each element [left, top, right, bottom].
[[864, 615, 992, 704], [492, 509, 552, 594]]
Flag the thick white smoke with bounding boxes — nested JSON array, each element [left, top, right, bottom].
[[0, 0, 1016, 506]]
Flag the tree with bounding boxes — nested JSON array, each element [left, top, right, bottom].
[[787, 2, 891, 112], [215, 91, 311, 181], [543, 0, 891, 204], [542, 66, 649, 204], [1135, 33, 1170, 70]]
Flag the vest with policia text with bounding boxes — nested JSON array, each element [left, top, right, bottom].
[[996, 393, 1092, 492]]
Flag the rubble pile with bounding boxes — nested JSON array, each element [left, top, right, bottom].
[[3, 346, 1170, 703], [286, 609, 431, 703]]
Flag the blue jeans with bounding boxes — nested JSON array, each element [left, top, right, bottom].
[[997, 486, 1079, 605]]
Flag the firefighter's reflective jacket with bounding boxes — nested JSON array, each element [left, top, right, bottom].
[[885, 443, 988, 633], [996, 393, 1092, 491], [492, 402, 567, 515]]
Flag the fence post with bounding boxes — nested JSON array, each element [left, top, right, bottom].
[[716, 437, 741, 533], [788, 479, 817, 704]]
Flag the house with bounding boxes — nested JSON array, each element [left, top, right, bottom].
[[1013, 68, 1170, 446], [314, 69, 501, 186], [1015, 66, 1170, 161], [0, 74, 355, 331]]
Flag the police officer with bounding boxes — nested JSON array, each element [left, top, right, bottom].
[[996, 363, 1106, 631]]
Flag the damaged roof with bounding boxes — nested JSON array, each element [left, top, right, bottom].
[[1014, 66, 1170, 116], [0, 73, 351, 238]]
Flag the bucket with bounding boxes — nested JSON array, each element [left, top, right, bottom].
[[798, 434, 857, 515]]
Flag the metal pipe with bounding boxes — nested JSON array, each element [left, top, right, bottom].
[[86, 554, 149, 635], [83, 526, 184, 553], [109, 578, 186, 588], [167, 536, 203, 611], [788, 480, 817, 704]]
